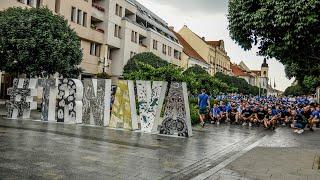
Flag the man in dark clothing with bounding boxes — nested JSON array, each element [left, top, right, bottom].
[[241, 105, 253, 127]]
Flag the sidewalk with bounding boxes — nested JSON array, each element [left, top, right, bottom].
[[0, 113, 319, 179], [0, 100, 5, 116]]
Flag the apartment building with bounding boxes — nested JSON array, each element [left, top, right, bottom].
[[1, 0, 183, 80], [178, 25, 231, 76], [106, 0, 183, 78], [0, 0, 108, 77]]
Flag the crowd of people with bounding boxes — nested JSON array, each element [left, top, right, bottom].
[[198, 89, 320, 134]]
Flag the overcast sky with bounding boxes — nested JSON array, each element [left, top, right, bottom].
[[136, 0, 294, 91]]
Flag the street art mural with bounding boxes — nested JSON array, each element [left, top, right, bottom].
[[82, 79, 111, 126], [136, 81, 167, 133], [56, 79, 83, 124], [159, 82, 192, 137], [110, 80, 138, 130], [6, 79, 192, 137], [38, 79, 58, 122], [6, 78, 38, 119]]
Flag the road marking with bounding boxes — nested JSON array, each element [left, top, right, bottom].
[[191, 136, 266, 180]]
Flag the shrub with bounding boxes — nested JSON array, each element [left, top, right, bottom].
[[96, 72, 111, 79], [183, 65, 209, 76], [123, 52, 169, 74]]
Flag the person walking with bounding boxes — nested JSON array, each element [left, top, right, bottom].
[[198, 89, 210, 127]]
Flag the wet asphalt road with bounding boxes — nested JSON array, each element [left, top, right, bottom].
[[0, 116, 319, 180]]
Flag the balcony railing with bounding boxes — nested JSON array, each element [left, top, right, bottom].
[[91, 24, 105, 34], [139, 43, 147, 48], [92, 3, 105, 12]]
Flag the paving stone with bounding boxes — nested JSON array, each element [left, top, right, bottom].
[[0, 116, 319, 179]]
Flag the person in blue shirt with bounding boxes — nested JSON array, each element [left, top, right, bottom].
[[219, 102, 230, 122], [198, 89, 210, 127], [209, 104, 221, 124], [309, 106, 320, 131]]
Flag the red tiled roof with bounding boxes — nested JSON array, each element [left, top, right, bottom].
[[172, 31, 208, 64], [231, 64, 248, 76], [206, 41, 221, 48]]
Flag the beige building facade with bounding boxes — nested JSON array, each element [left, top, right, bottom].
[[172, 30, 210, 71], [1, 0, 183, 79], [178, 25, 231, 76]]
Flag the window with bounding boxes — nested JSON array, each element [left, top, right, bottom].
[[130, 51, 136, 58], [131, 31, 137, 43], [90, 42, 101, 57], [71, 7, 76, 22], [135, 32, 137, 43], [115, 4, 122, 17], [36, 0, 42, 8], [153, 40, 158, 50], [162, 44, 167, 55], [174, 49, 181, 60], [77, 9, 82, 25], [119, 6, 123, 17], [82, 12, 87, 27], [118, 26, 122, 38], [26, 0, 33, 6], [55, 0, 60, 13], [116, 4, 119, 16], [114, 25, 121, 38], [168, 46, 172, 56]]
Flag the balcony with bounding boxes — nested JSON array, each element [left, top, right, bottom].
[[139, 35, 147, 48], [92, 3, 105, 12], [91, 16, 104, 34], [92, 1, 105, 22]]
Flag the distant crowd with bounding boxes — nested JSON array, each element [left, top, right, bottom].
[[198, 89, 319, 134]]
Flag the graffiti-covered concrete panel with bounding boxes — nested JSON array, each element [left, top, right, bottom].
[[56, 79, 83, 124], [110, 80, 138, 130], [137, 81, 167, 133], [6, 79, 38, 119], [159, 82, 192, 137], [82, 79, 111, 126], [38, 79, 58, 122]]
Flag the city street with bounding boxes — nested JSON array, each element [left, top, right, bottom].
[[0, 112, 319, 180], [0, 0, 319, 180]]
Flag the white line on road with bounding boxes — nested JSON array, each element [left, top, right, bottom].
[[191, 136, 266, 180]]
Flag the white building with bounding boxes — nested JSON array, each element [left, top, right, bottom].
[[105, 0, 183, 78]]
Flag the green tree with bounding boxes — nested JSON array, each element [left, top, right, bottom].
[[124, 62, 185, 82], [183, 65, 209, 76], [123, 52, 170, 74], [0, 7, 83, 77], [284, 85, 304, 96], [228, 0, 320, 91], [214, 72, 260, 95], [302, 76, 320, 94]]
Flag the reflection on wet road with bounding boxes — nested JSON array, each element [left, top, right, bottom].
[[0, 118, 319, 180]]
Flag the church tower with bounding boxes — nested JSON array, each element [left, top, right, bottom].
[[261, 58, 269, 78]]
